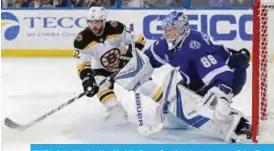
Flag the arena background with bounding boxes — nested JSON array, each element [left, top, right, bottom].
[[2, 0, 257, 58], [2, 0, 274, 150]]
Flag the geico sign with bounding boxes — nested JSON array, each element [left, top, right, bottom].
[[143, 14, 252, 41]]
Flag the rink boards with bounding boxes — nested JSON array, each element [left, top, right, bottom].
[[1, 9, 273, 62]]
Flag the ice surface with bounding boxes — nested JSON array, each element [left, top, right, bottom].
[[1, 58, 253, 151]]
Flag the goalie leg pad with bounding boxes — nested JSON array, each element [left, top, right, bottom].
[[162, 70, 210, 129], [163, 81, 250, 143], [201, 85, 233, 121], [162, 69, 182, 104]]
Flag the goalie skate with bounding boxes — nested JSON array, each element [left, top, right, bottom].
[[225, 111, 252, 143]]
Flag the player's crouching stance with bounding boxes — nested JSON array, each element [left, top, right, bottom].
[[73, 6, 163, 126], [114, 11, 251, 143]]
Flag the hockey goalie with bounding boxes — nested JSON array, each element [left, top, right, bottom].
[[114, 10, 251, 143]]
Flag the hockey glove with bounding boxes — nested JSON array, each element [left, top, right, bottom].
[[228, 48, 250, 69], [119, 46, 133, 69], [80, 69, 99, 97]]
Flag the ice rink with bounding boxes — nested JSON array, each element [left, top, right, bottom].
[[1, 58, 252, 151]]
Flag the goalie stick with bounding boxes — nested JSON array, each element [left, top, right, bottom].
[[130, 33, 164, 136], [129, 33, 145, 133], [4, 77, 111, 131], [133, 82, 164, 136]]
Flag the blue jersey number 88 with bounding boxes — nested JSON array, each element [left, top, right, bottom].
[[200, 55, 217, 68]]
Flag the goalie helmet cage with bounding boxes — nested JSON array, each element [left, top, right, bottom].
[[252, 0, 274, 143]]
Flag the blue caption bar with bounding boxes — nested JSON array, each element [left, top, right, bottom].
[[31, 144, 274, 151]]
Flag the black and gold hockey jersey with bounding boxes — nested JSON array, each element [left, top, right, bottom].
[[74, 21, 146, 75]]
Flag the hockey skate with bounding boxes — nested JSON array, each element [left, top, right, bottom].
[[105, 103, 129, 126], [226, 111, 252, 143], [231, 117, 252, 143]]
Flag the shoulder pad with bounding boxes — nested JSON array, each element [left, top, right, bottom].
[[74, 28, 97, 50], [189, 30, 211, 46], [150, 38, 168, 56], [105, 20, 125, 35], [155, 37, 168, 50]]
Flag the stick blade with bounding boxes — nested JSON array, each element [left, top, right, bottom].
[[4, 118, 25, 130], [138, 123, 164, 136]]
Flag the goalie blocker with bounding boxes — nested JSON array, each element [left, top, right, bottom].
[[114, 48, 251, 143]]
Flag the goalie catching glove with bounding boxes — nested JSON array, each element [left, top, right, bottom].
[[80, 68, 99, 97], [228, 48, 250, 69]]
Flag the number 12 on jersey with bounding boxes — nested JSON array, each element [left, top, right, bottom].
[[200, 55, 217, 68]]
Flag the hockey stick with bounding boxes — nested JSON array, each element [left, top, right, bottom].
[[130, 33, 164, 136], [4, 92, 86, 131], [4, 77, 110, 131]]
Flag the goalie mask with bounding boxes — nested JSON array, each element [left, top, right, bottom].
[[162, 11, 190, 49]]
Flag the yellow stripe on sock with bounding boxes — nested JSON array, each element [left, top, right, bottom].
[[152, 87, 163, 101], [98, 88, 112, 98], [102, 94, 116, 104]]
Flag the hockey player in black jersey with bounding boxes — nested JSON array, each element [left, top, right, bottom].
[[73, 6, 163, 125]]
